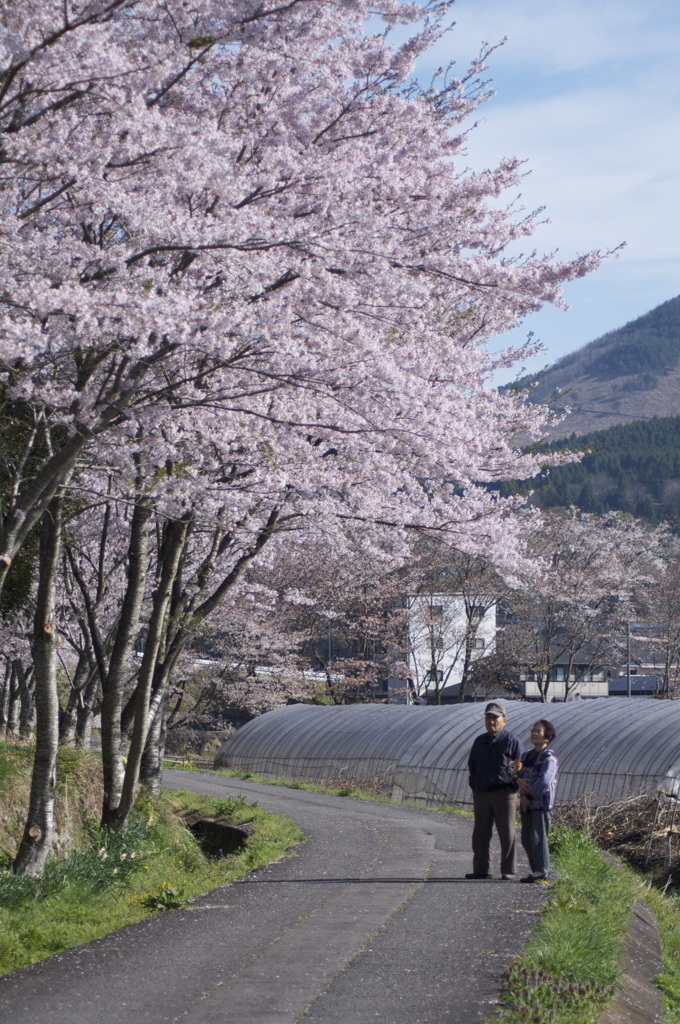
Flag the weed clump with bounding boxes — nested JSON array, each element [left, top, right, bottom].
[[500, 963, 614, 1024], [140, 882, 188, 912]]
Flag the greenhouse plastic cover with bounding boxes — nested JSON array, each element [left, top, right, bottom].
[[215, 699, 680, 807]]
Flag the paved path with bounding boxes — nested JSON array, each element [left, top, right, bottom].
[[0, 771, 547, 1024]]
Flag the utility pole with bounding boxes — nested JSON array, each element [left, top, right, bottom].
[[627, 622, 631, 699]]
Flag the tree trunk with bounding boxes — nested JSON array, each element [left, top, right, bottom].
[[14, 495, 64, 877], [6, 660, 21, 736], [59, 650, 95, 745], [457, 636, 475, 703], [0, 659, 11, 737], [18, 664, 36, 739], [75, 667, 101, 750], [117, 516, 188, 826], [140, 698, 167, 801], [100, 496, 151, 825]]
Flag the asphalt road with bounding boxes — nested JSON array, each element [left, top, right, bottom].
[[0, 771, 547, 1024]]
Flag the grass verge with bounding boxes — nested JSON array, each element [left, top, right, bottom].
[[495, 826, 637, 1024], [164, 760, 394, 801], [163, 761, 473, 814], [644, 881, 680, 1023], [0, 786, 303, 977]]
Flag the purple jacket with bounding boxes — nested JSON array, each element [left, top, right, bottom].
[[519, 746, 559, 813]]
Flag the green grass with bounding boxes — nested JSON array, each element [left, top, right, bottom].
[[642, 881, 680, 1023], [499, 831, 680, 1024], [163, 761, 473, 814], [426, 803, 474, 817], [495, 827, 638, 1024], [0, 788, 304, 977]]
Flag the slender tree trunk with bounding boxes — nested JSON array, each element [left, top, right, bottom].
[[6, 661, 21, 736], [117, 516, 188, 826], [18, 664, 36, 739], [14, 495, 64, 877], [75, 668, 101, 750], [457, 634, 475, 703], [140, 698, 167, 801], [59, 650, 94, 745], [100, 497, 152, 825], [139, 637, 186, 797], [0, 659, 11, 736], [0, 427, 94, 599]]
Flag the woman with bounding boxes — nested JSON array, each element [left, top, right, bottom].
[[517, 719, 559, 884]]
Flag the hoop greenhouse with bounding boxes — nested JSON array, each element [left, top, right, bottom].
[[215, 699, 680, 808]]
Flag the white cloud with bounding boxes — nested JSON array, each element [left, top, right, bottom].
[[432, 0, 680, 78], [411, 0, 680, 367]]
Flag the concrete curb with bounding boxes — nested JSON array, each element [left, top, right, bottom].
[[599, 899, 663, 1024]]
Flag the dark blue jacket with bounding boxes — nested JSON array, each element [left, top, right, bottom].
[[468, 728, 522, 791]]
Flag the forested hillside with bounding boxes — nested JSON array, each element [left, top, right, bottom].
[[495, 415, 680, 528], [515, 295, 680, 438], [542, 294, 680, 382]]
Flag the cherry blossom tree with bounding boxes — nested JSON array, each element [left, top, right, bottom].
[[504, 510, 664, 703], [264, 533, 412, 702], [0, 0, 608, 870], [633, 547, 680, 698], [0, 0, 600, 588], [172, 584, 314, 730]]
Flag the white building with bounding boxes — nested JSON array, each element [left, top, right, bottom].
[[390, 593, 496, 701]]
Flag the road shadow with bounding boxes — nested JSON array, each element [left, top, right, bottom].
[[234, 876, 499, 884]]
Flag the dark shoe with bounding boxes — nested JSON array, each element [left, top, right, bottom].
[[465, 873, 492, 879], [520, 874, 548, 884], [501, 874, 515, 881]]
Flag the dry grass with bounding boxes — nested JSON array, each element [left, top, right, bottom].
[[166, 727, 234, 759], [552, 791, 680, 872], [0, 742, 103, 862], [301, 769, 394, 798], [224, 764, 394, 799]]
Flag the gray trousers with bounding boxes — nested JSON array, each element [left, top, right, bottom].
[[471, 787, 518, 876], [520, 809, 552, 878]]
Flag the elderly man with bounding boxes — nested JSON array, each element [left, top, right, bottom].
[[466, 702, 521, 880]]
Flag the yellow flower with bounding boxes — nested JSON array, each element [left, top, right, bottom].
[[144, 866, 149, 870]]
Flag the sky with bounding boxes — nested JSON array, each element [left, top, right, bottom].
[[412, 0, 680, 382]]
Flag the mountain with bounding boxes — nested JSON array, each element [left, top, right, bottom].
[[519, 295, 680, 439]]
